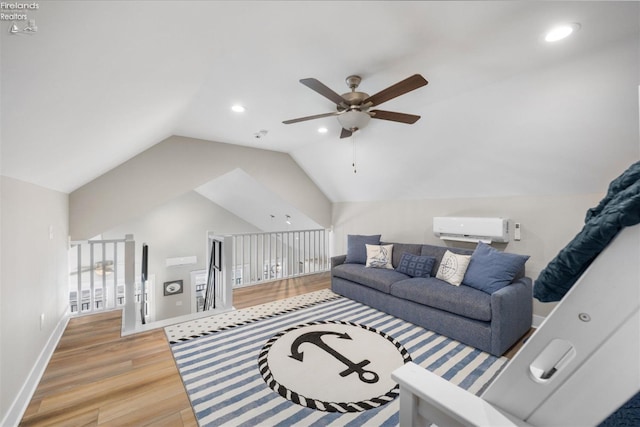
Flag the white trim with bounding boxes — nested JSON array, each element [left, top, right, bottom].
[[1, 309, 70, 427], [532, 314, 545, 328]]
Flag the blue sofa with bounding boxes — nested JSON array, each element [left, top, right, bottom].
[[331, 241, 532, 356]]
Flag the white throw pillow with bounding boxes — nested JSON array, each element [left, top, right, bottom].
[[436, 250, 471, 286], [365, 244, 394, 269]]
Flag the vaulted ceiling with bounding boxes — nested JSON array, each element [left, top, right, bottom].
[[2, 1, 638, 205]]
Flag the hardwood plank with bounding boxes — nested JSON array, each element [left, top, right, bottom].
[[19, 313, 197, 427], [142, 412, 184, 427], [33, 331, 169, 398], [36, 361, 177, 413], [20, 406, 100, 427], [20, 273, 330, 426], [96, 374, 190, 424], [233, 271, 330, 308], [180, 408, 199, 427]]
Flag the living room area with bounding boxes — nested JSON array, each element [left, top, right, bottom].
[[1, 1, 639, 426]]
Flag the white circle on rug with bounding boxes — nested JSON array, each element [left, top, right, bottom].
[[258, 320, 411, 412]]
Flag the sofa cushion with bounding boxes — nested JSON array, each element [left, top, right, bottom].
[[382, 242, 423, 268], [436, 250, 471, 286], [420, 245, 474, 276], [345, 234, 381, 264], [391, 277, 492, 321], [332, 263, 410, 294], [365, 244, 394, 269], [464, 242, 530, 294], [395, 253, 436, 278]]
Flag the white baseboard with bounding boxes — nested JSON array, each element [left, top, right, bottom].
[[1, 309, 70, 427], [532, 314, 545, 328]]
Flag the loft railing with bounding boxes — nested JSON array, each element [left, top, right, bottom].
[[229, 228, 330, 287], [69, 237, 126, 313], [68, 230, 329, 332], [68, 235, 145, 329]]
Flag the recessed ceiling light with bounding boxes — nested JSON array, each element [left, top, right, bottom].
[[231, 104, 245, 113], [545, 23, 580, 42], [318, 127, 328, 134]]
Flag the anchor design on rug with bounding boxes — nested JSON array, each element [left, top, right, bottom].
[[289, 330, 380, 384]]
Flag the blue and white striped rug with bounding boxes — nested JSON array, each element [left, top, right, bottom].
[[168, 290, 507, 426]]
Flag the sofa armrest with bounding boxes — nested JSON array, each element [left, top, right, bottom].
[[331, 255, 347, 269], [490, 277, 533, 355]]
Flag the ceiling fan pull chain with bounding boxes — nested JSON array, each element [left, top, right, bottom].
[[352, 134, 357, 174]]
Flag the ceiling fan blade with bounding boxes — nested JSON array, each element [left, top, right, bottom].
[[71, 266, 93, 275], [340, 128, 353, 139], [370, 110, 421, 124], [283, 111, 338, 125], [363, 74, 428, 107], [300, 78, 346, 106]]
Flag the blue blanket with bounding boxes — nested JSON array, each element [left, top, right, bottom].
[[533, 161, 640, 302]]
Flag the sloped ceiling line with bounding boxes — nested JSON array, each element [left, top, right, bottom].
[[69, 136, 331, 240]]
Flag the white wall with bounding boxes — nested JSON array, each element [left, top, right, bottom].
[[102, 191, 260, 321], [331, 193, 603, 318], [70, 136, 332, 240], [0, 176, 69, 424]]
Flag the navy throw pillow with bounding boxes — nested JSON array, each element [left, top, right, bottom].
[[463, 242, 529, 294], [395, 253, 436, 278], [345, 234, 381, 264]]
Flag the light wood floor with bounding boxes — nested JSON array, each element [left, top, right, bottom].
[[20, 311, 198, 427], [232, 271, 331, 309], [20, 273, 331, 426], [20, 271, 531, 425]]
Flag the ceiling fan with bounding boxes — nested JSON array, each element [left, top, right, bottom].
[[71, 260, 114, 276], [283, 74, 428, 138]]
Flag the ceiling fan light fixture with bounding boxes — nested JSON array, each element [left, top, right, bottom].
[[317, 127, 328, 134], [337, 110, 371, 132], [231, 104, 245, 113]]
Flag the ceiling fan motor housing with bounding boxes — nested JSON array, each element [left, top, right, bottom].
[[340, 91, 370, 108], [345, 75, 362, 89]]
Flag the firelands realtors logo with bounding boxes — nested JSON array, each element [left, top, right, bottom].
[[2, 2, 39, 34]]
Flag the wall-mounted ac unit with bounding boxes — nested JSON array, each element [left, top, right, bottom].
[[433, 217, 510, 243]]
